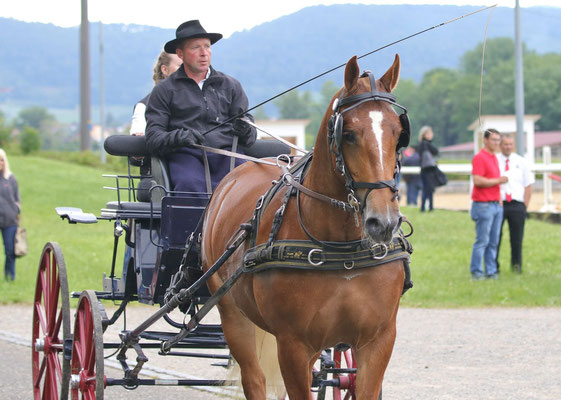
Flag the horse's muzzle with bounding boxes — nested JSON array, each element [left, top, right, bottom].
[[364, 212, 402, 244]]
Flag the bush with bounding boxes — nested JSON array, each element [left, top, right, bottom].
[[20, 126, 42, 154]]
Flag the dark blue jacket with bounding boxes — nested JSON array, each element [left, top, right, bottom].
[[145, 66, 256, 156]]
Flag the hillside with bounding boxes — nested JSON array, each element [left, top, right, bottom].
[[0, 4, 560, 122]]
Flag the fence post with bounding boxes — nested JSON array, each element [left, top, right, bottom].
[[540, 146, 556, 212]]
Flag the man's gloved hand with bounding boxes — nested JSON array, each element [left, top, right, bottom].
[[232, 118, 251, 138], [177, 128, 204, 147]]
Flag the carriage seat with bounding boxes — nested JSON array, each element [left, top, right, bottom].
[[103, 134, 292, 210]]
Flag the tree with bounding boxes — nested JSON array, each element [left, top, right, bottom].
[[16, 106, 55, 130], [0, 110, 12, 147], [460, 37, 518, 76], [20, 126, 41, 154], [274, 90, 314, 119]]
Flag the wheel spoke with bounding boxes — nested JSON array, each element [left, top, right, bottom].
[[34, 301, 47, 337], [52, 307, 63, 340], [84, 308, 94, 372], [34, 355, 47, 387], [47, 259, 61, 335], [45, 353, 59, 399]]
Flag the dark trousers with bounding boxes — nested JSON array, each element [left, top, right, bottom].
[[497, 200, 526, 272], [420, 172, 434, 211], [167, 147, 245, 194], [2, 225, 17, 280]]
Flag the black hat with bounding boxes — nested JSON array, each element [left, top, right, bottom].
[[164, 20, 222, 53]]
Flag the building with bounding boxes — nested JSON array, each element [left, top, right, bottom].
[[254, 119, 309, 154], [440, 114, 561, 161]]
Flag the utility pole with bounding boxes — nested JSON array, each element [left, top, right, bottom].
[[514, 0, 525, 156], [80, 0, 91, 151], [100, 21, 106, 162]]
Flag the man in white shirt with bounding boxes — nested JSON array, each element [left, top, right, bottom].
[[496, 133, 534, 273]]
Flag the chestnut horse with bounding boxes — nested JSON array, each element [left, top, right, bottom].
[[201, 55, 410, 399]]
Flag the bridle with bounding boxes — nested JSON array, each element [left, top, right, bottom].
[[327, 71, 410, 213]]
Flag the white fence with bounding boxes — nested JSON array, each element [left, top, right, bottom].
[[401, 147, 561, 212]]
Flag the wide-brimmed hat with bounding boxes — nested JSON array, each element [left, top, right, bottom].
[[164, 20, 222, 53]]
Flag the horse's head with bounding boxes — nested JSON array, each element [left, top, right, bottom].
[[326, 55, 410, 244]]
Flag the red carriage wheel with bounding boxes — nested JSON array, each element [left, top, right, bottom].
[[32, 242, 72, 400], [333, 346, 357, 400], [70, 290, 105, 400]]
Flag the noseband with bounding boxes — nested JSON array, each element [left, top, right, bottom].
[[327, 71, 410, 212]]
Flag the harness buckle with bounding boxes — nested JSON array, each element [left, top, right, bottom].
[[307, 249, 324, 266], [347, 193, 360, 213], [372, 243, 388, 260]]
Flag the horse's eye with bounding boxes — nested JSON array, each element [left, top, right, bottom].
[[343, 131, 357, 144]]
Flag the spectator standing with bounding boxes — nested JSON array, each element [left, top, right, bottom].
[[0, 149, 21, 281], [418, 126, 439, 212], [469, 129, 508, 280], [402, 147, 422, 206], [496, 133, 534, 274], [130, 51, 182, 136], [146, 20, 256, 193]]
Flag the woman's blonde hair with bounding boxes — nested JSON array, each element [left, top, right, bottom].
[[152, 51, 176, 84], [418, 125, 432, 142], [0, 148, 13, 179]]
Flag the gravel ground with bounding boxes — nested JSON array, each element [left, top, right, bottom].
[[2, 304, 560, 399]]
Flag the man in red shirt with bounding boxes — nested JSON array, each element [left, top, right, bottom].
[[469, 129, 508, 280]]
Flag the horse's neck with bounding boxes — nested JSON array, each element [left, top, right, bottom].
[[298, 137, 362, 242]]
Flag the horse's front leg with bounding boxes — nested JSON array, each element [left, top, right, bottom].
[[276, 336, 318, 400], [354, 324, 397, 399]]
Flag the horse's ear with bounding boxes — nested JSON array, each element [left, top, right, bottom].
[[344, 56, 360, 92], [379, 54, 401, 93]]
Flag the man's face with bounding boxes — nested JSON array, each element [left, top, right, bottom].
[[500, 136, 514, 157], [176, 38, 211, 77], [484, 133, 501, 153]]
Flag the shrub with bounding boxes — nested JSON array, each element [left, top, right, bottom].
[[20, 126, 42, 154]]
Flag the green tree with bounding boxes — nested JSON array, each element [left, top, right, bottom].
[[16, 106, 55, 130], [274, 90, 314, 119], [0, 110, 12, 147], [20, 126, 41, 154], [460, 37, 517, 76]]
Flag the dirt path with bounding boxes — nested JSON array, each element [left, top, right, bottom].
[[2, 305, 560, 399]]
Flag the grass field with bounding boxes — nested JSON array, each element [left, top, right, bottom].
[[0, 155, 559, 307]]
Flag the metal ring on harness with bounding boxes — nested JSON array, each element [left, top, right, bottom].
[[276, 154, 292, 169], [372, 243, 388, 260], [401, 217, 414, 238], [307, 248, 324, 266], [344, 261, 355, 270]]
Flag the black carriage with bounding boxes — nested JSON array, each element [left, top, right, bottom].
[[31, 135, 361, 399]]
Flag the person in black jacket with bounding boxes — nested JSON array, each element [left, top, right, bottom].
[[145, 20, 257, 194], [417, 126, 439, 212], [0, 149, 20, 281]]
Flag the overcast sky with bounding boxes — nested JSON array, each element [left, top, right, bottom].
[[1, 1, 560, 37]]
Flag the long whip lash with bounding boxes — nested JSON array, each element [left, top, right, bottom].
[[204, 4, 498, 136], [478, 6, 497, 129]]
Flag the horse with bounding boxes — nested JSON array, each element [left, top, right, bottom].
[[201, 54, 411, 399]]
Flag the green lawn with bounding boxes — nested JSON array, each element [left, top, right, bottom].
[[0, 155, 559, 307], [0, 155, 126, 303]]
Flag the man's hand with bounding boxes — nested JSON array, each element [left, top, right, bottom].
[[177, 128, 204, 147], [232, 118, 251, 138], [498, 175, 508, 184]]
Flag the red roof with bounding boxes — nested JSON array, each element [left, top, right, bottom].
[[441, 131, 561, 152]]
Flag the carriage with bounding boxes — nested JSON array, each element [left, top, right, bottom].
[[31, 55, 413, 400]]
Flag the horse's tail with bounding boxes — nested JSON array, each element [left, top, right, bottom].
[[255, 327, 286, 398], [225, 326, 286, 399]]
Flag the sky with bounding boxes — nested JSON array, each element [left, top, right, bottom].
[[1, 1, 560, 38]]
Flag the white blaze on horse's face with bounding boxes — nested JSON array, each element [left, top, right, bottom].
[[368, 111, 385, 173]]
